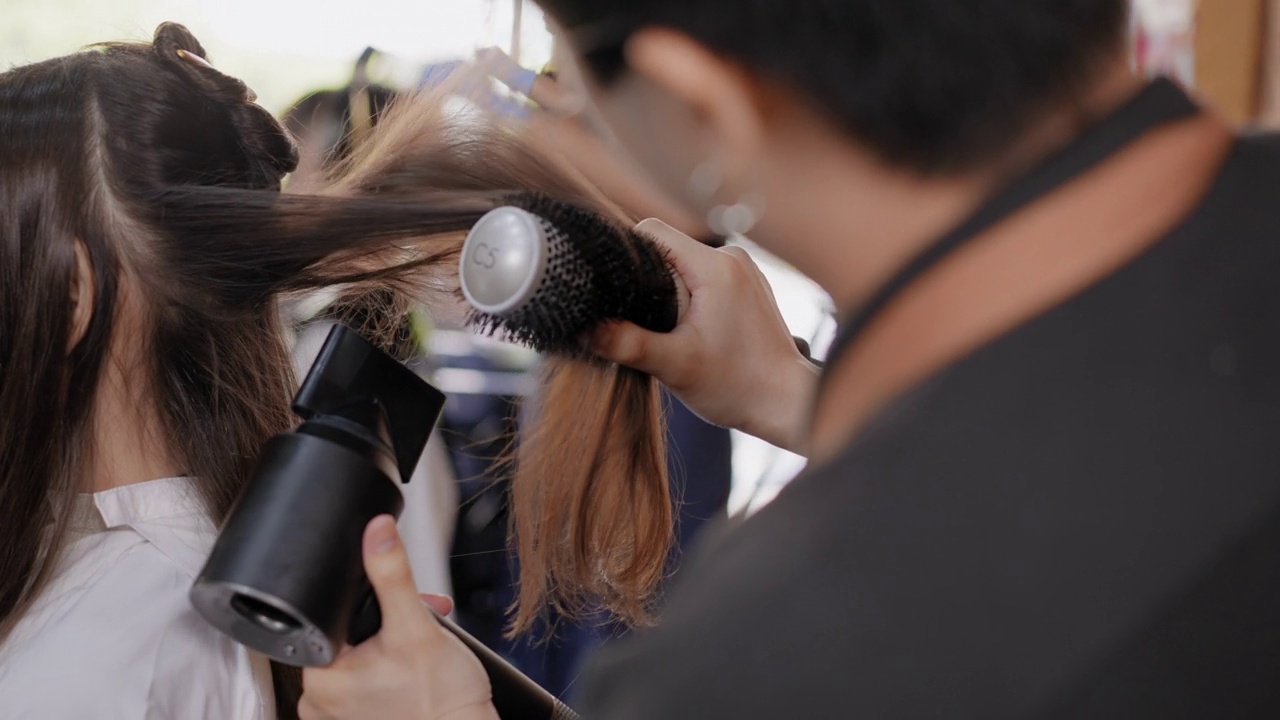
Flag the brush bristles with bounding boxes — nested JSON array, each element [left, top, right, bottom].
[[467, 193, 679, 356]]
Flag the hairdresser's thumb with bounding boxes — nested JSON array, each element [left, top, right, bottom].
[[591, 221, 704, 378], [362, 516, 431, 637], [590, 321, 681, 380], [419, 594, 455, 616], [635, 217, 705, 256], [637, 218, 699, 294]]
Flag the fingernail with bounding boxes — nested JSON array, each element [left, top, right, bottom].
[[634, 218, 673, 233], [367, 515, 399, 555]]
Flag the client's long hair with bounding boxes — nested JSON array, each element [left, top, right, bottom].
[[0, 25, 675, 717], [316, 90, 676, 637], [0, 25, 485, 717], [283, 74, 676, 635], [280, 60, 680, 632]]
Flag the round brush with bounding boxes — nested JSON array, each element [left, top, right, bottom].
[[461, 194, 823, 367], [460, 193, 681, 355]]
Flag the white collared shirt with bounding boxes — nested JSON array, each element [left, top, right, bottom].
[[0, 477, 276, 719]]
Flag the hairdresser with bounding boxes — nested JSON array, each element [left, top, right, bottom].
[[299, 1, 1280, 717]]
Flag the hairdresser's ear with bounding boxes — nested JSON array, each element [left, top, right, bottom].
[[68, 240, 95, 352], [625, 29, 768, 184]]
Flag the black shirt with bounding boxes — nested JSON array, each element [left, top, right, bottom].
[[579, 86, 1280, 718]]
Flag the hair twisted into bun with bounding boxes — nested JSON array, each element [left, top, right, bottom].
[[142, 22, 298, 190]]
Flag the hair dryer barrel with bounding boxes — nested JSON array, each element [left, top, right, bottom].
[[190, 324, 444, 666], [190, 430, 404, 665], [190, 325, 579, 719]]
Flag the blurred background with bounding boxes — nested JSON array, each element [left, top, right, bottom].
[[5, 1, 1278, 126], [0, 0, 554, 114]]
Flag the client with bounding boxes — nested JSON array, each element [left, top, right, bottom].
[[0, 21, 712, 718]]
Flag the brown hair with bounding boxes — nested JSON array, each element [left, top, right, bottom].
[[0, 25, 491, 717], [317, 90, 676, 634]]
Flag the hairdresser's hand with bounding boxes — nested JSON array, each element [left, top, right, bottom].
[[420, 594, 454, 615], [474, 46, 517, 71], [591, 220, 820, 454], [299, 517, 498, 720], [474, 47, 533, 92]]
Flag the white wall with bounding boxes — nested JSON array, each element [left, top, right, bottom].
[[0, 0, 552, 114]]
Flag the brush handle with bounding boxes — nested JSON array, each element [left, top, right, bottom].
[[435, 612, 581, 720]]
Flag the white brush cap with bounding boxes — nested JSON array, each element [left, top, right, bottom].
[[459, 206, 549, 315]]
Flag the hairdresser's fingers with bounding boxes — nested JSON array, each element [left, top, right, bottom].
[[635, 218, 723, 288], [362, 516, 441, 646], [591, 320, 698, 381], [475, 46, 515, 68], [298, 679, 348, 720], [634, 220, 684, 320], [635, 217, 705, 252], [304, 534, 494, 720], [726, 244, 790, 324], [420, 594, 455, 616], [297, 694, 328, 720], [300, 657, 362, 720]]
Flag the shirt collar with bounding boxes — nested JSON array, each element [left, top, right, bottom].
[[87, 476, 204, 530], [68, 495, 109, 534], [78, 476, 218, 579]]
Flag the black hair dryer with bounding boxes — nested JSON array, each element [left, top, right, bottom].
[[190, 324, 443, 665], [190, 325, 578, 720]]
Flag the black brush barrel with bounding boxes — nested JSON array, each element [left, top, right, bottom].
[[465, 194, 679, 356]]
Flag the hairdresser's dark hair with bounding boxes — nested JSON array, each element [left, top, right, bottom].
[[539, 0, 1130, 172], [0, 24, 496, 718]]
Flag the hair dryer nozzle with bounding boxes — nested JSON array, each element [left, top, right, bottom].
[[293, 324, 443, 483]]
